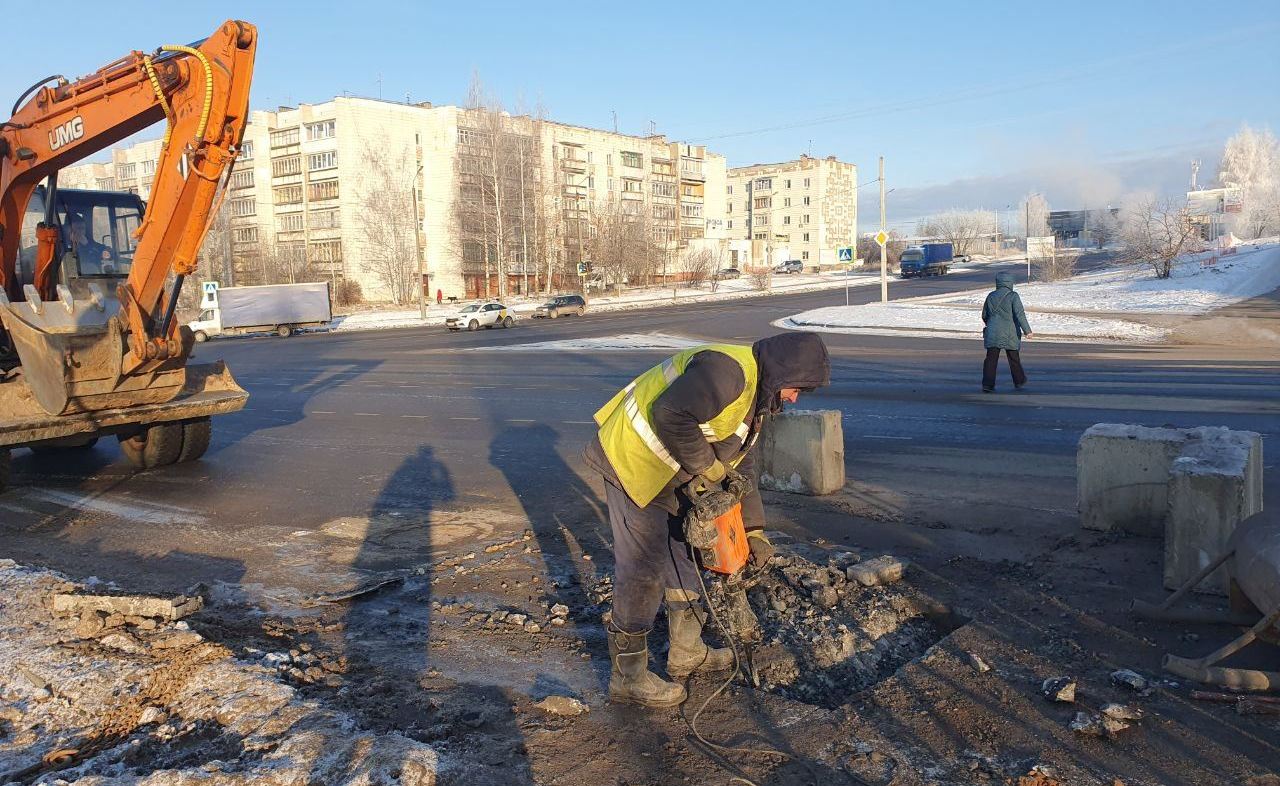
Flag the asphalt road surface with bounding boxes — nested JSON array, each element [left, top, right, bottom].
[[3, 255, 1276, 598]]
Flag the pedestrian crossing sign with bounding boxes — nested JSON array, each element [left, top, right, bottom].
[[837, 247, 853, 262]]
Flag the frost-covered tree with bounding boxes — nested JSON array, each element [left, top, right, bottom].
[[1085, 208, 1120, 249], [1116, 195, 1203, 279], [1219, 125, 1280, 239], [1018, 193, 1051, 240], [917, 209, 996, 256]]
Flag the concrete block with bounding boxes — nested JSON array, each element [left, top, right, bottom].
[[1078, 424, 1188, 534], [759, 409, 845, 496], [1165, 429, 1264, 595], [51, 592, 203, 621]]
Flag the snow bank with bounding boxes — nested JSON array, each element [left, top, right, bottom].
[[936, 242, 1280, 315], [780, 304, 1166, 343], [466, 333, 705, 352]]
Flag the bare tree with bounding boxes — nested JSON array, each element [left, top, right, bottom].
[[1085, 208, 1119, 249], [357, 143, 418, 304], [1219, 125, 1280, 239], [917, 209, 996, 256], [1116, 195, 1204, 279], [1019, 193, 1051, 240], [679, 247, 715, 291]]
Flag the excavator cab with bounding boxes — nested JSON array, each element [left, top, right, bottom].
[[17, 185, 143, 288]]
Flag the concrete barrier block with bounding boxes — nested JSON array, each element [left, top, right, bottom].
[[1078, 424, 1187, 534], [1165, 429, 1263, 595], [759, 409, 845, 496]]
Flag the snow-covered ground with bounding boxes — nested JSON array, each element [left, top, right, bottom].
[[931, 240, 1280, 314], [782, 240, 1280, 344]]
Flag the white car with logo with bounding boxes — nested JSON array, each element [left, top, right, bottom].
[[445, 301, 515, 331]]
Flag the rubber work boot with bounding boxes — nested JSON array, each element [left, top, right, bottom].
[[665, 589, 735, 678], [607, 621, 687, 707]]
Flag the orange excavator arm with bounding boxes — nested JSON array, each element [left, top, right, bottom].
[[0, 19, 256, 368]]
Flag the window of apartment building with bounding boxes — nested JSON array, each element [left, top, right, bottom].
[[608, 178, 615, 192], [753, 196, 771, 210], [682, 184, 698, 197], [680, 157, 703, 177], [606, 154, 612, 166], [726, 201, 732, 213], [620, 151, 642, 168], [458, 128, 489, 146], [652, 159, 674, 176], [239, 141, 254, 159], [783, 215, 791, 225], [755, 213, 769, 225], [621, 178, 643, 193], [306, 120, 336, 141], [803, 177, 810, 187], [652, 181, 675, 198], [230, 198, 255, 217], [587, 176, 595, 189], [681, 225, 704, 240], [785, 179, 791, 189], [308, 239, 342, 264], [753, 232, 766, 240], [802, 251, 810, 260], [803, 196, 811, 206], [310, 209, 339, 229], [96, 178, 115, 190], [232, 226, 258, 244], [273, 185, 303, 204], [141, 177, 154, 191], [272, 155, 302, 177], [230, 169, 254, 189], [270, 127, 299, 147], [802, 214, 810, 224], [117, 162, 136, 180], [783, 197, 791, 207], [587, 151, 593, 163], [308, 151, 337, 172], [727, 220, 733, 229], [803, 232, 810, 242], [308, 179, 339, 201], [621, 200, 643, 217], [680, 203, 703, 218], [727, 185, 733, 194], [278, 213, 304, 232], [653, 204, 676, 221], [142, 159, 156, 175], [754, 177, 771, 190]]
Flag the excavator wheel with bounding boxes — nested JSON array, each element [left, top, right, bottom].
[[118, 423, 184, 470], [177, 417, 213, 463]]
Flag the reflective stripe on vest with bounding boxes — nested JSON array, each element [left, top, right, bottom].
[[594, 344, 758, 507]]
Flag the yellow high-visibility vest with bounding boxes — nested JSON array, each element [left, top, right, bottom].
[[594, 344, 758, 507]]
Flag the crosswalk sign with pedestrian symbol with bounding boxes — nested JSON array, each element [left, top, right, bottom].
[[837, 247, 853, 262]]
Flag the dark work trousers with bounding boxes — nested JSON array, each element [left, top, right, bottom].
[[983, 347, 1027, 390], [604, 480, 702, 633]]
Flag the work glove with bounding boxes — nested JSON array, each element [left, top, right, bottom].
[[745, 530, 775, 570], [701, 460, 727, 483]]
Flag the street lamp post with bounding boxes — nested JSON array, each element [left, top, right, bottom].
[[412, 164, 426, 319]]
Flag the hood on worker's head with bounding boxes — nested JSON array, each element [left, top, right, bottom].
[[751, 332, 831, 414], [995, 271, 1016, 289]]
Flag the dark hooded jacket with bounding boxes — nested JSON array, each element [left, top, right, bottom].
[[582, 333, 831, 529], [981, 271, 1032, 350]]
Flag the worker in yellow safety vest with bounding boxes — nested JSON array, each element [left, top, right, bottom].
[[582, 332, 831, 707]]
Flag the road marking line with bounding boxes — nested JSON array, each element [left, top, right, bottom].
[[311, 410, 336, 414], [400, 414, 430, 419], [450, 416, 480, 421], [562, 420, 594, 425], [507, 418, 535, 423], [354, 413, 381, 417], [271, 409, 291, 413]]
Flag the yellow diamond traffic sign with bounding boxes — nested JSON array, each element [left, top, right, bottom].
[[874, 230, 888, 246]]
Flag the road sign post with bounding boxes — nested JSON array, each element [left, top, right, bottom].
[[838, 246, 854, 305]]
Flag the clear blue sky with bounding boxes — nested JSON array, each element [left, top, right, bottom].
[[10, 1, 1279, 229]]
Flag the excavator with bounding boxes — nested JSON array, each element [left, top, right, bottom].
[[0, 20, 257, 492]]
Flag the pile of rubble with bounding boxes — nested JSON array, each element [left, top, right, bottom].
[[0, 560, 441, 785], [707, 541, 944, 707]]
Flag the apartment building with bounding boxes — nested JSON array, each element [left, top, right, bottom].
[[58, 96, 728, 302], [725, 155, 857, 268]]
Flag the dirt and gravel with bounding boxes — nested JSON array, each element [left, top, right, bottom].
[[2, 500, 1278, 786]]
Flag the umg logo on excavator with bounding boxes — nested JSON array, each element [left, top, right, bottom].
[[48, 116, 85, 151]]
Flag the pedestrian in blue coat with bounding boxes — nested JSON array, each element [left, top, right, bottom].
[[981, 271, 1033, 392]]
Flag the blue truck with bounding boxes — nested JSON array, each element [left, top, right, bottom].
[[899, 242, 953, 278]]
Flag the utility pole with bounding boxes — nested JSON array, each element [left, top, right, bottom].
[[413, 164, 426, 319], [879, 156, 887, 303], [1025, 198, 1031, 282]]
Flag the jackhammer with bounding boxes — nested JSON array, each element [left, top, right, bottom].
[[683, 468, 766, 686]]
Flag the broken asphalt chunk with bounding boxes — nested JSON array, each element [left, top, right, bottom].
[[845, 555, 907, 587], [1042, 677, 1077, 703], [51, 592, 203, 622]]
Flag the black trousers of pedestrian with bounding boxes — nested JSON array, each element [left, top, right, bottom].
[[983, 348, 1027, 391], [603, 481, 702, 634]]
